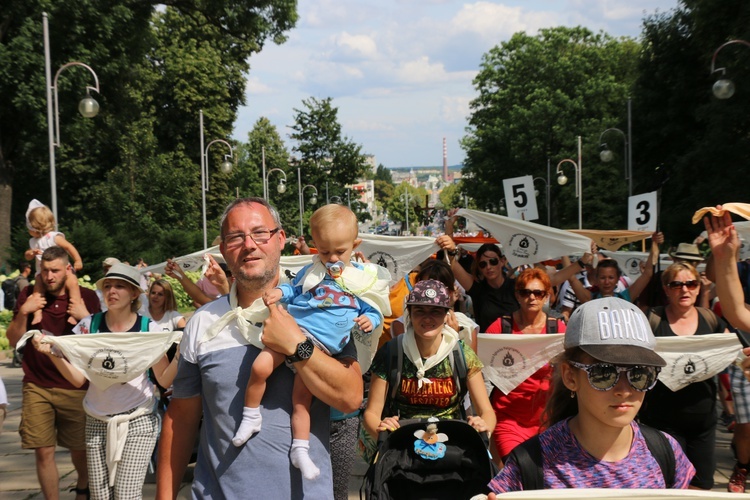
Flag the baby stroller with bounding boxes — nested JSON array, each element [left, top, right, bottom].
[[362, 417, 496, 500]]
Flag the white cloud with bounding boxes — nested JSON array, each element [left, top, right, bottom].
[[440, 96, 472, 123], [245, 76, 273, 95], [331, 32, 379, 60]]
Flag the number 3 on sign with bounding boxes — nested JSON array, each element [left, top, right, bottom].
[[628, 191, 658, 232]]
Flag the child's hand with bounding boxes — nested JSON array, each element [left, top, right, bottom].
[[73, 260, 83, 271], [354, 315, 373, 333], [263, 288, 283, 306], [33, 249, 43, 255]]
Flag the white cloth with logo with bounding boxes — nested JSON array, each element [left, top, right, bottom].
[[456, 209, 591, 268], [654, 334, 742, 391], [356, 233, 439, 285], [477, 333, 565, 395], [402, 313, 460, 389], [200, 282, 269, 348], [17, 330, 181, 391]]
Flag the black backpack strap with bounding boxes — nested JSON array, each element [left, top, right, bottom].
[[640, 424, 675, 488], [545, 315, 557, 334], [385, 335, 404, 418], [501, 315, 513, 333], [647, 306, 665, 333], [448, 341, 468, 420], [508, 435, 544, 490], [695, 307, 720, 332]]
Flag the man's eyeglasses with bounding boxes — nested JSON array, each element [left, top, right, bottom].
[[666, 280, 699, 290], [223, 228, 281, 248], [478, 257, 500, 269], [517, 289, 547, 299], [568, 361, 660, 392]]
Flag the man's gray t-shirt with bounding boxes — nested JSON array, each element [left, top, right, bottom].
[[174, 296, 357, 499]]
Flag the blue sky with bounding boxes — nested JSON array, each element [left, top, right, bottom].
[[234, 0, 679, 169]]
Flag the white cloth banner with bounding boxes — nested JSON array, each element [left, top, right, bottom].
[[18, 330, 182, 390], [280, 255, 315, 277], [456, 209, 591, 268], [477, 333, 565, 395], [139, 246, 224, 276], [600, 250, 650, 279], [654, 334, 742, 392], [485, 487, 743, 498], [356, 233, 439, 285]]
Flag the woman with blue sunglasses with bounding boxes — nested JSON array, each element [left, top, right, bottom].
[[486, 297, 695, 493]]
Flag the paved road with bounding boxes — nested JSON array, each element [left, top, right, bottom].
[[0, 352, 737, 498]]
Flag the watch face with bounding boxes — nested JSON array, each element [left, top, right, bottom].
[[298, 339, 314, 359]]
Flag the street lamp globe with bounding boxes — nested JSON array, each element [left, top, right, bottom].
[[600, 148, 614, 163], [310, 195, 317, 205], [713, 78, 736, 99], [220, 159, 233, 174], [78, 93, 99, 118], [557, 173, 568, 186], [277, 180, 287, 194]]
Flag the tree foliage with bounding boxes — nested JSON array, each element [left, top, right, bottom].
[[0, 0, 297, 269], [461, 26, 640, 229]]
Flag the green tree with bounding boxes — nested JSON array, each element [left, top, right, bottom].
[[439, 182, 465, 210], [632, 1, 750, 243], [461, 26, 640, 229], [374, 163, 393, 183], [384, 183, 427, 234], [288, 97, 370, 235], [237, 117, 289, 200]]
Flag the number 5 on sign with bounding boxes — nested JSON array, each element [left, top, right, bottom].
[[502, 175, 539, 221], [628, 191, 658, 232]]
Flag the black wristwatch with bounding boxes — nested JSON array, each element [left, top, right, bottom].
[[287, 338, 314, 363]]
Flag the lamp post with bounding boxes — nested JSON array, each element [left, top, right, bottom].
[[484, 202, 497, 213], [401, 191, 412, 235], [265, 168, 287, 198], [711, 40, 750, 99], [533, 173, 550, 226], [299, 182, 318, 235], [44, 12, 101, 226], [599, 100, 633, 197], [556, 135, 583, 229], [199, 109, 234, 249]]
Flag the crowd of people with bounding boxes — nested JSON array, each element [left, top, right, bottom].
[[5, 196, 750, 499]]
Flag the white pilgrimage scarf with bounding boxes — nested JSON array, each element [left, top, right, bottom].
[[356, 233, 439, 285], [477, 333, 565, 395], [17, 330, 181, 391], [200, 282, 267, 348], [456, 209, 591, 268], [654, 334, 742, 391], [402, 311, 459, 389], [296, 257, 392, 372]]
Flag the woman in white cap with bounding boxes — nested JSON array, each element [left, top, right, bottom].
[[35, 263, 179, 499], [486, 297, 694, 493]]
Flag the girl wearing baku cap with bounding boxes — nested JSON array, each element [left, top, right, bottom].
[[486, 297, 695, 494], [361, 279, 495, 461], [33, 263, 180, 500]]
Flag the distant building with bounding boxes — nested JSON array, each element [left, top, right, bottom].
[[364, 154, 377, 174]]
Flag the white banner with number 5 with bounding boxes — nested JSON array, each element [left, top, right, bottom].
[[502, 175, 539, 221], [628, 191, 658, 232]]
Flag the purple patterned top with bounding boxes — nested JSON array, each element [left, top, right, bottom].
[[488, 418, 695, 492]]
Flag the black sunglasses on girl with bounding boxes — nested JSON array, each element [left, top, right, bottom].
[[517, 289, 547, 299], [666, 280, 699, 290], [478, 257, 500, 269], [568, 361, 660, 392]]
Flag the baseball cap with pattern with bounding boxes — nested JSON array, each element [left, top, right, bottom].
[[564, 297, 666, 367], [406, 279, 451, 309]]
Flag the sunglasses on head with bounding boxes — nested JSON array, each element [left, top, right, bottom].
[[568, 361, 660, 392], [517, 289, 546, 299], [666, 280, 699, 290], [478, 257, 500, 269]]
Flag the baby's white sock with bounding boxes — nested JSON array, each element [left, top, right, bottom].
[[232, 406, 262, 447], [290, 439, 320, 480]]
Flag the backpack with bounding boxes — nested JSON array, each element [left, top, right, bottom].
[[2, 277, 21, 311], [384, 333, 468, 420], [89, 312, 150, 333], [647, 306, 720, 333], [508, 424, 676, 489], [499, 315, 558, 334]]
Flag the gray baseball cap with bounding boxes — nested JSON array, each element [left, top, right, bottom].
[[564, 297, 666, 367]]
